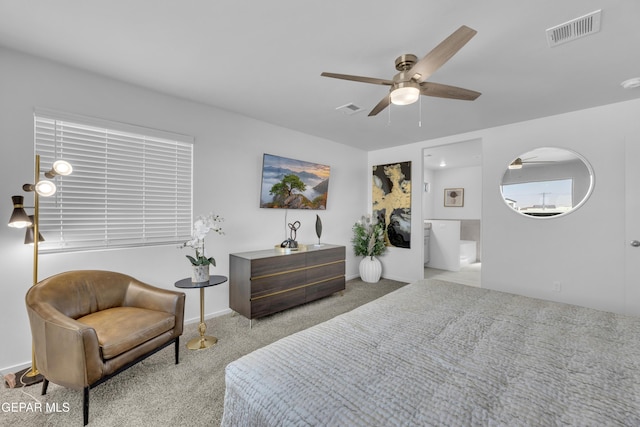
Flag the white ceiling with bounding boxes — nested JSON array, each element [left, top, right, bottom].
[[1, 0, 640, 151], [424, 139, 482, 170]]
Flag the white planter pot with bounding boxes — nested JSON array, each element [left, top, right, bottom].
[[359, 256, 382, 283], [191, 265, 210, 283]]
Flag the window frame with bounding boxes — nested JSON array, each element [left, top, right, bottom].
[[34, 108, 194, 253]]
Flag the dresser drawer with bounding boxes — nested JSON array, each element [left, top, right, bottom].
[[251, 269, 307, 298], [305, 277, 345, 302], [251, 288, 306, 318], [251, 252, 306, 278], [306, 260, 345, 284], [306, 246, 345, 265]]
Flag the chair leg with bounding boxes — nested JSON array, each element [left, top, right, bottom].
[[41, 378, 49, 395], [83, 386, 89, 426], [175, 337, 180, 364]]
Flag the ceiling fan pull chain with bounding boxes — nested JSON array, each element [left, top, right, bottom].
[[387, 95, 392, 126], [418, 97, 422, 127]]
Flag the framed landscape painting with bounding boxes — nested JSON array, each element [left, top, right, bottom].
[[260, 154, 330, 209]]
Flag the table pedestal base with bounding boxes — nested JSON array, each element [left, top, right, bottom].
[[174, 276, 228, 351], [187, 335, 217, 350], [187, 315, 218, 351]]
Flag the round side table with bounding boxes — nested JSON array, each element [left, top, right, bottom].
[[174, 275, 228, 350]]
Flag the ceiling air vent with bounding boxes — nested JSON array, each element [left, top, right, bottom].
[[546, 9, 602, 47], [335, 103, 364, 115]]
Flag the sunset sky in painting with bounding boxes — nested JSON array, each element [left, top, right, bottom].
[[268, 155, 330, 179]]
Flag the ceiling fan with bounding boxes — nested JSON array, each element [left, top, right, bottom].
[[321, 25, 481, 117], [508, 156, 557, 169]]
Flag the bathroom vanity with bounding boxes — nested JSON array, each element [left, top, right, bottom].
[[424, 219, 478, 271]]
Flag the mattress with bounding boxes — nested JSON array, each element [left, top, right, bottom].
[[222, 279, 640, 426]]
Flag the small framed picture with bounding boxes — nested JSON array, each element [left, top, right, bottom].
[[444, 188, 464, 207]]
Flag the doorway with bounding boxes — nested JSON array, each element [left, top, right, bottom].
[[422, 139, 482, 287], [625, 136, 640, 314]]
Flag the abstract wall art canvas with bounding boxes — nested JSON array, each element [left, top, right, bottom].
[[372, 161, 411, 248], [260, 154, 330, 209]]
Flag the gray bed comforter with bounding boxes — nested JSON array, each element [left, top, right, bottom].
[[222, 280, 640, 426]]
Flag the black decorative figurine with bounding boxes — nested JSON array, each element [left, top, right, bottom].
[[281, 220, 300, 249], [315, 214, 323, 246]]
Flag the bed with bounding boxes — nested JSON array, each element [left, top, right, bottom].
[[221, 279, 640, 426]]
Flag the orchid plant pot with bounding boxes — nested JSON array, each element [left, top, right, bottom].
[[191, 265, 210, 283]]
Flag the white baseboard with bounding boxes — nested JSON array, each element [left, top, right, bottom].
[[380, 274, 416, 284], [346, 273, 415, 284], [1, 361, 31, 378], [184, 307, 233, 326]]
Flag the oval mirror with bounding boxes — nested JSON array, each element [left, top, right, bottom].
[[500, 147, 594, 218]]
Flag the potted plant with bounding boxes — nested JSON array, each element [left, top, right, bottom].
[[352, 215, 386, 283], [180, 212, 224, 283]]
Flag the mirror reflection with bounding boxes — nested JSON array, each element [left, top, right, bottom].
[[500, 147, 594, 218]]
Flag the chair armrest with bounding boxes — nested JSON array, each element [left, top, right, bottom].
[[124, 280, 185, 314], [26, 302, 103, 389], [124, 280, 186, 335]]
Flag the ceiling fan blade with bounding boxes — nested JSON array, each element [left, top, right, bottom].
[[420, 82, 481, 100], [321, 72, 393, 86], [410, 25, 477, 83], [368, 95, 391, 116]]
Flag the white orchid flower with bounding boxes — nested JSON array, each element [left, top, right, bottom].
[[181, 212, 225, 266]]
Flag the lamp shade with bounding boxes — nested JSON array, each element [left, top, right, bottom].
[[34, 180, 56, 197], [44, 160, 73, 178], [24, 215, 44, 245], [390, 82, 420, 105], [8, 195, 32, 228]]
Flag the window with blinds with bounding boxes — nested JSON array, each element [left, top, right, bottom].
[[34, 109, 193, 252]]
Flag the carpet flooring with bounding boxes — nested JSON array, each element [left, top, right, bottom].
[[0, 278, 406, 426]]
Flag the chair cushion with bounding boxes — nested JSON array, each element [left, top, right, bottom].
[[77, 307, 175, 360]]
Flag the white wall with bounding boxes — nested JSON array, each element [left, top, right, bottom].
[[430, 166, 482, 219], [368, 147, 424, 283], [369, 97, 640, 315], [0, 47, 367, 373], [422, 168, 436, 217]]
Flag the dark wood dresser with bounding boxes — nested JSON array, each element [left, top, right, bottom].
[[229, 244, 345, 320]]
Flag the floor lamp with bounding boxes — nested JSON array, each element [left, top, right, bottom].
[[7, 154, 72, 386]]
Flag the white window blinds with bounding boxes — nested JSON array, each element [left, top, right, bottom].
[[34, 109, 193, 252]]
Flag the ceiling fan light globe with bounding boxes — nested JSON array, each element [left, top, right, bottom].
[[390, 86, 420, 105]]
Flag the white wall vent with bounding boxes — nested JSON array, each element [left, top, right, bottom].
[[546, 9, 602, 47], [335, 103, 364, 115]]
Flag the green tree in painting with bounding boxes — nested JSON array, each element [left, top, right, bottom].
[[270, 174, 306, 198]]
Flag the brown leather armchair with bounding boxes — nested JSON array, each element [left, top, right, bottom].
[[25, 270, 185, 425]]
